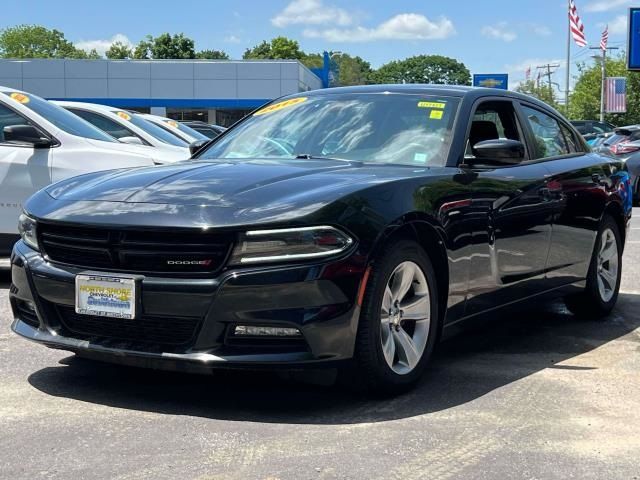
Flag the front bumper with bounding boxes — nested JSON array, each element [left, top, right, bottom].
[[9, 241, 364, 371]]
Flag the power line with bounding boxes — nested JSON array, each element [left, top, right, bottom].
[[536, 63, 560, 98]]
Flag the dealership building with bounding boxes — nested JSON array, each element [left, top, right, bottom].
[[0, 59, 324, 126]]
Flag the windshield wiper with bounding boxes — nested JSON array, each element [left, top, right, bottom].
[[294, 154, 361, 164]]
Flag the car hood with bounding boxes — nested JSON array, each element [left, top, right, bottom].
[[32, 159, 433, 228]]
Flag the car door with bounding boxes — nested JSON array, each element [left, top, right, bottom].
[[520, 103, 606, 287], [0, 101, 53, 251], [460, 98, 554, 316]]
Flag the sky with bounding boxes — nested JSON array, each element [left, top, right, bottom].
[[1, 0, 637, 95]]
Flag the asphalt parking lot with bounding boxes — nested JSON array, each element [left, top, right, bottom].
[[1, 215, 639, 480]]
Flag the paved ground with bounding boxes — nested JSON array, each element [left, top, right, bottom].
[[1, 215, 640, 480]]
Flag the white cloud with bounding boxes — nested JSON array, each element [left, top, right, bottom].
[[272, 0, 353, 27], [606, 14, 628, 35], [75, 34, 133, 56], [481, 23, 517, 42], [530, 24, 551, 37], [304, 13, 455, 42], [224, 35, 242, 43], [585, 0, 630, 12]]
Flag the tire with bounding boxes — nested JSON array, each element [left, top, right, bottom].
[[352, 239, 439, 394], [565, 214, 622, 320]]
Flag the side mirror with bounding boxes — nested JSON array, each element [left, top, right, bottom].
[[189, 139, 209, 156], [3, 125, 52, 148], [119, 136, 144, 145], [471, 139, 525, 165]]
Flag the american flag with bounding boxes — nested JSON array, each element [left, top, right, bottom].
[[569, 0, 587, 47], [605, 77, 627, 113], [600, 25, 609, 51]]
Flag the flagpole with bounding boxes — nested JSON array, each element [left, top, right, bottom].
[[565, 0, 571, 115]]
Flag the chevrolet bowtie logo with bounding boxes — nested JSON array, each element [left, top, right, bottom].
[[479, 78, 503, 88]]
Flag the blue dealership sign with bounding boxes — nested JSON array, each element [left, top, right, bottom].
[[628, 8, 640, 70], [473, 74, 509, 90]]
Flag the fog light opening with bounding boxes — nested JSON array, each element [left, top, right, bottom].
[[234, 325, 302, 337], [23, 300, 36, 312]]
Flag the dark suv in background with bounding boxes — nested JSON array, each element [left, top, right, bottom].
[[570, 120, 616, 144]]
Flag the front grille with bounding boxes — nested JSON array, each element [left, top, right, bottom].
[[14, 299, 39, 329], [56, 305, 200, 346], [39, 224, 234, 275]]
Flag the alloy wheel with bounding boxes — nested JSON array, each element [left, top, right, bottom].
[[380, 261, 431, 375], [596, 228, 619, 303]]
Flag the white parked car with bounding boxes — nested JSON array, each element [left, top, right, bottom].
[[0, 87, 169, 263], [139, 113, 210, 144], [53, 101, 190, 161]]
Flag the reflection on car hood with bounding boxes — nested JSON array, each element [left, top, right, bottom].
[[32, 159, 432, 227]]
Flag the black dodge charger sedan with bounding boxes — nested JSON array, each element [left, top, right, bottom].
[[9, 85, 632, 393]]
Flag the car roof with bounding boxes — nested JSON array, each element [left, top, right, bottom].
[[292, 84, 560, 115], [0, 85, 28, 94], [51, 100, 121, 113]]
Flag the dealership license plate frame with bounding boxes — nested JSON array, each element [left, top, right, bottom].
[[75, 273, 140, 320]]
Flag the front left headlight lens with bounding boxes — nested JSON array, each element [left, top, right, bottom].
[[18, 213, 39, 251], [229, 226, 353, 265]]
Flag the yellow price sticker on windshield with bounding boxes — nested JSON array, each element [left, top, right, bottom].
[[254, 97, 307, 116], [430, 110, 444, 120], [116, 111, 131, 121], [10, 92, 30, 104], [165, 120, 179, 128], [418, 101, 446, 109]]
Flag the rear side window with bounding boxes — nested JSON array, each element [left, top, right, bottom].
[[560, 124, 582, 153], [0, 103, 33, 143], [521, 105, 570, 158]]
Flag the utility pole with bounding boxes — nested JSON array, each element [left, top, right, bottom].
[[590, 46, 619, 122], [565, 0, 571, 116], [536, 64, 560, 102]]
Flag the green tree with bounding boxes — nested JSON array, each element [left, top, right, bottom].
[[330, 53, 373, 86], [243, 36, 304, 60], [196, 49, 229, 60], [0, 24, 96, 59], [371, 55, 471, 85], [515, 79, 559, 109], [106, 41, 132, 59], [569, 55, 640, 125], [133, 33, 195, 59]]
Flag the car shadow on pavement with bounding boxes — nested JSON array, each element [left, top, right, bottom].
[[0, 271, 10, 289], [27, 293, 640, 425]]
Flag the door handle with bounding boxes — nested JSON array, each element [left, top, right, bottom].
[[592, 173, 607, 186]]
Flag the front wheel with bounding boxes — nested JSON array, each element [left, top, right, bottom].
[[352, 240, 439, 394], [565, 215, 622, 320]]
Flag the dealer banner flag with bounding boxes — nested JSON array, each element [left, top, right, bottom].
[[605, 77, 627, 113]]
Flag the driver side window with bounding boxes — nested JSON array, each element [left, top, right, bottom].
[[465, 100, 524, 160], [0, 104, 32, 144]]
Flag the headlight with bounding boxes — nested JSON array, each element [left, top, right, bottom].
[[229, 226, 353, 265], [18, 213, 39, 251]]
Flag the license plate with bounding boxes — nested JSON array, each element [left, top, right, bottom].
[[75, 274, 137, 319]]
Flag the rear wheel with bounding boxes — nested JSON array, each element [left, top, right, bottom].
[[565, 215, 622, 320], [353, 240, 439, 394]]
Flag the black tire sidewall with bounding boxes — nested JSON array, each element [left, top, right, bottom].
[[355, 240, 439, 390]]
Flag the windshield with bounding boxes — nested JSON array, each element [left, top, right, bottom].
[[199, 93, 460, 167], [114, 111, 188, 147], [3, 92, 117, 142], [152, 118, 209, 141]]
